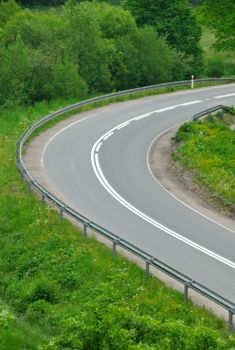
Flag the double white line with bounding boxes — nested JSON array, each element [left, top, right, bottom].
[[91, 104, 235, 270]]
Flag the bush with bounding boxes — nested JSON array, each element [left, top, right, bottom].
[[174, 122, 199, 143], [22, 279, 59, 311], [45, 58, 88, 100], [25, 300, 51, 324], [204, 56, 225, 77]]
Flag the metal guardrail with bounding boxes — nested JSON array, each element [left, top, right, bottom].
[[192, 104, 232, 121], [16, 78, 235, 331]]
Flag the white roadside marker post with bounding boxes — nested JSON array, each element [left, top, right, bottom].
[[191, 75, 194, 89]]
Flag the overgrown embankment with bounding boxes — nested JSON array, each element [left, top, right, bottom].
[[1, 100, 235, 349], [173, 109, 235, 213]]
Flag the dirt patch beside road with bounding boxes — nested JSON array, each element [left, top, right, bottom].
[[148, 126, 235, 232]]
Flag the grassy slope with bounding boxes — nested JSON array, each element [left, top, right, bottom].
[[173, 111, 235, 210], [1, 96, 235, 349], [0, 300, 45, 350]]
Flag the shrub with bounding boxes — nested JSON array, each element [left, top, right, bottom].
[[25, 300, 51, 324], [204, 56, 225, 77], [22, 279, 59, 310]]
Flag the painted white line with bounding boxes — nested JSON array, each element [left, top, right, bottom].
[[133, 101, 202, 121], [40, 83, 235, 167], [91, 110, 235, 270], [117, 121, 130, 130], [155, 106, 177, 113], [96, 142, 102, 153], [103, 131, 114, 141], [181, 100, 202, 106], [214, 92, 235, 99], [41, 113, 97, 168], [134, 113, 151, 121]]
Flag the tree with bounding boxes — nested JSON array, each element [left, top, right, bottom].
[[0, 35, 33, 105], [121, 0, 202, 59], [198, 0, 235, 50], [133, 26, 180, 86], [0, 0, 20, 27], [0, 0, 199, 106], [45, 57, 87, 100], [91, 2, 140, 89], [63, 1, 116, 93]]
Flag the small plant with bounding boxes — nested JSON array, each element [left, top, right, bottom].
[[23, 279, 59, 310]]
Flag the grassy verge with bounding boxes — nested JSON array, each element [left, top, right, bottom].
[[173, 109, 235, 211], [1, 91, 235, 349]]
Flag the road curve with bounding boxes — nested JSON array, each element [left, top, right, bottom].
[[41, 84, 235, 301]]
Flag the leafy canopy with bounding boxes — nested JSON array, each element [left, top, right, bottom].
[[121, 0, 202, 59], [0, 0, 190, 106], [198, 0, 235, 50]]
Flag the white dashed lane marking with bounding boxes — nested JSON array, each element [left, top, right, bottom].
[[214, 92, 235, 99]]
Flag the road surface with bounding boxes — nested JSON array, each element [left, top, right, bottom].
[[41, 84, 235, 302]]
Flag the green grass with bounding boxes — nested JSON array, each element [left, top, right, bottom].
[[1, 93, 235, 349], [0, 301, 46, 350], [173, 110, 235, 209]]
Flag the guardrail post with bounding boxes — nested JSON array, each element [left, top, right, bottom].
[[83, 223, 88, 238], [145, 260, 150, 279], [60, 207, 63, 220], [229, 311, 234, 332], [41, 193, 45, 203], [184, 284, 189, 302], [112, 241, 117, 257], [28, 180, 33, 190], [21, 171, 24, 181]]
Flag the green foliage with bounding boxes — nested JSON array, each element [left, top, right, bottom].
[[23, 278, 59, 307], [121, 0, 202, 61], [198, 0, 235, 51], [45, 58, 88, 100], [0, 35, 34, 106], [199, 26, 235, 77], [0, 0, 203, 107], [0, 0, 20, 27], [17, 0, 64, 6], [189, 0, 205, 6], [133, 26, 183, 85], [0, 302, 45, 349], [174, 115, 235, 207], [204, 56, 225, 77], [174, 121, 198, 142]]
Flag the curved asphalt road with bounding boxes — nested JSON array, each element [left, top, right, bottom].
[[42, 84, 235, 301]]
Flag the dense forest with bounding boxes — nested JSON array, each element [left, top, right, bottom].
[[1, 0, 234, 108]]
